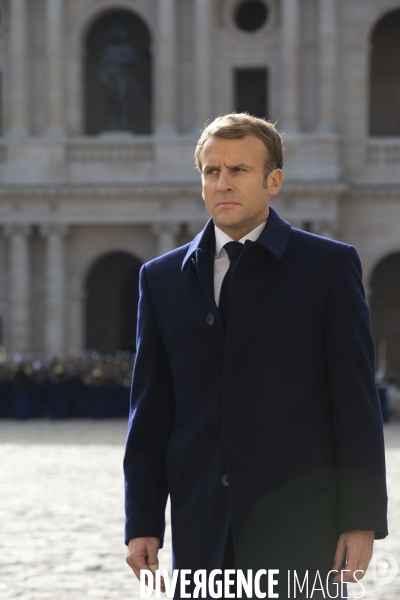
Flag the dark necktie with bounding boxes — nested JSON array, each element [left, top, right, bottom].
[[218, 241, 243, 330]]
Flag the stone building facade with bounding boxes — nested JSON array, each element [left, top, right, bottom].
[[0, 0, 399, 377]]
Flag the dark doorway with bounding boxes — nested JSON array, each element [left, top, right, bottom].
[[84, 9, 152, 134], [85, 252, 142, 354], [370, 10, 400, 136], [234, 68, 268, 119], [370, 252, 400, 382]]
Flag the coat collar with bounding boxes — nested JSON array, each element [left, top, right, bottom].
[[181, 205, 292, 271]]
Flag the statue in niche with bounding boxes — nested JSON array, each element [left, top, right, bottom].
[[99, 20, 136, 131]]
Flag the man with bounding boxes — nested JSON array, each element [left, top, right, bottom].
[[124, 114, 388, 599]]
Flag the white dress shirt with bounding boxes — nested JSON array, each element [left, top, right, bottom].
[[213, 219, 268, 306]]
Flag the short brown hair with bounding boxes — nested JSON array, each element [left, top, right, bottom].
[[194, 113, 283, 180]]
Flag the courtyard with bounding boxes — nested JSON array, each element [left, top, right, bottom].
[[0, 419, 398, 600]]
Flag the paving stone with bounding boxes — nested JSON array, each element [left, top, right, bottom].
[[0, 419, 398, 599]]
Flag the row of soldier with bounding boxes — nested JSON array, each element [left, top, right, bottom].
[[0, 349, 134, 420]]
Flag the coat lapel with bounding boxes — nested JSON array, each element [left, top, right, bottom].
[[182, 218, 216, 307], [195, 247, 216, 308], [182, 217, 215, 270], [255, 205, 292, 259]]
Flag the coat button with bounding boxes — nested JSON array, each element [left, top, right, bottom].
[[207, 313, 215, 325], [221, 474, 229, 486]]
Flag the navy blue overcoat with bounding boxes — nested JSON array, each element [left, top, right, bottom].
[[123, 205, 388, 599]]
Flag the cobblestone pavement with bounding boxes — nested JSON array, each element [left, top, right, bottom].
[[0, 419, 399, 600]]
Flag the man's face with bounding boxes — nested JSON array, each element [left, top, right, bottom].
[[200, 134, 283, 237]]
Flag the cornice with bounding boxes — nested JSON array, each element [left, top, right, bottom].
[[347, 186, 400, 200], [279, 182, 350, 197], [0, 181, 352, 201], [0, 183, 203, 201], [0, 182, 349, 233]]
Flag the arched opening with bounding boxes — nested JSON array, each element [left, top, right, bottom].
[[370, 252, 400, 382], [370, 10, 400, 136], [84, 9, 152, 135], [85, 251, 142, 354]]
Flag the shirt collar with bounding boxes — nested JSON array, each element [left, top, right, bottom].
[[214, 220, 268, 258]]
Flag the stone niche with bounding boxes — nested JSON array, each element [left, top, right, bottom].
[[84, 8, 152, 135]]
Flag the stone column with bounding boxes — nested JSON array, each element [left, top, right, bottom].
[[45, 0, 65, 137], [317, 0, 337, 132], [8, 0, 28, 136], [152, 224, 180, 256], [4, 224, 32, 353], [155, 0, 176, 135], [193, 0, 212, 131], [280, 0, 300, 133], [68, 287, 85, 353], [40, 225, 68, 356]]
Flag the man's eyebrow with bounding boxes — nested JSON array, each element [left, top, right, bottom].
[[203, 162, 253, 171], [229, 163, 253, 169]]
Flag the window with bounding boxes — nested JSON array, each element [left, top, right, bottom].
[[234, 1, 269, 32], [234, 68, 268, 119]]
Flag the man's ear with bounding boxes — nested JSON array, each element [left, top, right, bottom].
[[267, 169, 283, 197]]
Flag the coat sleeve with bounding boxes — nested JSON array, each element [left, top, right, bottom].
[[123, 263, 175, 547], [324, 244, 388, 539]]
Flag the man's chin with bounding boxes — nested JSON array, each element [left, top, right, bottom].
[[213, 219, 242, 233], [213, 211, 243, 229]]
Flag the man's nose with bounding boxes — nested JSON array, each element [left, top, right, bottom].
[[217, 170, 234, 192]]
